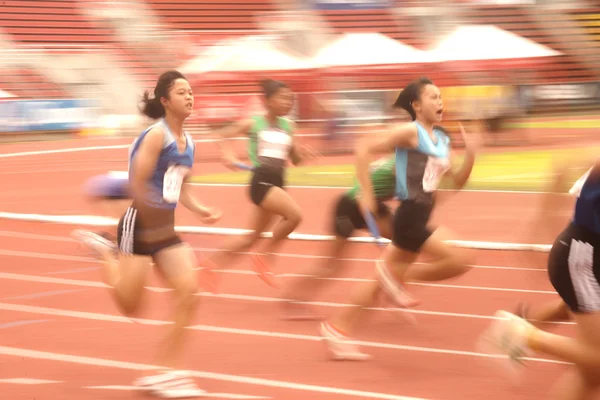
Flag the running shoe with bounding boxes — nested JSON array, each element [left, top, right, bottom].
[[319, 321, 371, 361], [477, 310, 532, 382], [250, 250, 279, 288], [375, 259, 420, 308], [133, 370, 205, 398], [71, 229, 116, 256]]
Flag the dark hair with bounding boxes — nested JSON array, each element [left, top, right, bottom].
[[393, 77, 434, 121], [140, 70, 187, 119], [260, 78, 288, 99]]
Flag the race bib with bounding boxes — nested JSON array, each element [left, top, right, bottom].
[[569, 168, 592, 197], [163, 164, 190, 203], [258, 130, 292, 160], [422, 156, 450, 192]]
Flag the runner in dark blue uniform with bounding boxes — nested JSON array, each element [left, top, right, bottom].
[[480, 158, 600, 399], [78, 70, 221, 398]]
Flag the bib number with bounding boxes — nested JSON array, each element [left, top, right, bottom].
[[163, 165, 189, 203], [258, 130, 292, 160], [423, 156, 450, 192]]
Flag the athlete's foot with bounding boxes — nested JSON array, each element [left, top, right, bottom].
[[281, 300, 323, 321], [71, 229, 119, 287], [375, 259, 420, 308], [251, 250, 279, 288], [133, 370, 206, 398], [319, 321, 371, 361], [477, 310, 534, 382], [71, 229, 116, 258]]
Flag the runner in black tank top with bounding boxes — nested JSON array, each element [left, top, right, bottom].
[[209, 79, 319, 289], [480, 156, 600, 398]]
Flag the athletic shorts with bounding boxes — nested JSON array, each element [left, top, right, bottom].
[[116, 204, 182, 256], [391, 199, 434, 253], [333, 194, 391, 238], [248, 165, 284, 206], [548, 222, 600, 314]]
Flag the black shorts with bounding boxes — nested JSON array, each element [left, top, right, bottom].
[[391, 199, 434, 253], [548, 222, 600, 314], [248, 165, 284, 206], [116, 204, 182, 257], [333, 194, 391, 238]]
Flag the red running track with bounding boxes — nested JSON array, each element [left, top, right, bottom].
[[0, 140, 576, 400]]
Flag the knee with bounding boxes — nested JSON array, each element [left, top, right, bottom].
[[286, 208, 303, 228], [449, 250, 473, 276], [175, 280, 200, 311], [117, 293, 144, 317]]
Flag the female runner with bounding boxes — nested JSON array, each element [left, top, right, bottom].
[[320, 77, 479, 360], [480, 158, 600, 400], [282, 126, 455, 320], [78, 70, 221, 398], [211, 78, 317, 288]]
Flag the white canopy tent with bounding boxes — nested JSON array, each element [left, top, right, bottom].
[[179, 35, 314, 74], [0, 89, 15, 98], [313, 32, 432, 67], [428, 25, 561, 62]]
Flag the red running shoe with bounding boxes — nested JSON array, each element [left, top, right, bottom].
[[251, 250, 279, 288]]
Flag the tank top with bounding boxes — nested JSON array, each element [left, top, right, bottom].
[[247, 115, 293, 169], [346, 156, 396, 201], [128, 119, 195, 209], [571, 165, 600, 235], [395, 122, 451, 204]]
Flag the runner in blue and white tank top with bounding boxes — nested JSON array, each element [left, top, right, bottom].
[[480, 158, 600, 397], [76, 70, 221, 398], [320, 77, 481, 361]]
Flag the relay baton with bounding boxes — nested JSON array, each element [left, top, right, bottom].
[[364, 209, 386, 247], [233, 162, 254, 171]]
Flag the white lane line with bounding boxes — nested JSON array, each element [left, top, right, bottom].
[[0, 272, 565, 324], [0, 302, 572, 365], [188, 182, 558, 195], [0, 378, 62, 384], [0, 236, 546, 273], [0, 269, 557, 296], [84, 386, 272, 399], [0, 345, 432, 400]]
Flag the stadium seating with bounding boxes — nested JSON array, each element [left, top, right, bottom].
[[145, 0, 276, 31], [569, 7, 600, 43]]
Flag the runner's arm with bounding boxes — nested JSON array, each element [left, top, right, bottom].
[[215, 118, 254, 167], [129, 127, 164, 204], [355, 122, 419, 213]]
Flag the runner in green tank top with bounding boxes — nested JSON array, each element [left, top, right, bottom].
[[281, 156, 398, 320], [211, 79, 319, 289]]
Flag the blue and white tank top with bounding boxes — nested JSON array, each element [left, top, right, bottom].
[[571, 164, 600, 235], [395, 122, 451, 204], [128, 119, 195, 209]]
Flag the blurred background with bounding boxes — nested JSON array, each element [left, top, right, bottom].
[[0, 0, 598, 160]]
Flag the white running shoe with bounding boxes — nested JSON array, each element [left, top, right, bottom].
[[133, 370, 206, 398], [71, 229, 116, 256], [375, 259, 420, 308], [319, 322, 371, 361], [477, 310, 533, 383]]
